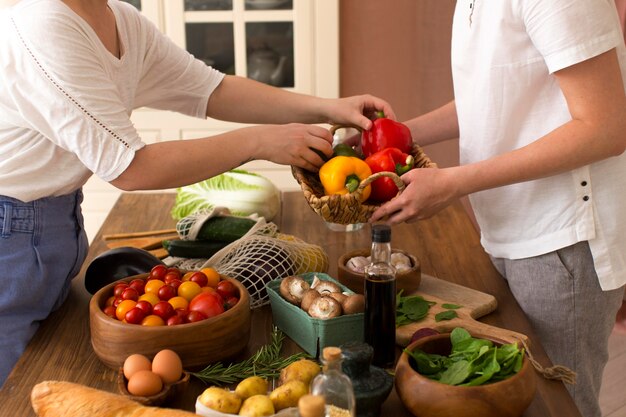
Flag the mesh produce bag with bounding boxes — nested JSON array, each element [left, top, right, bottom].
[[173, 213, 328, 308]]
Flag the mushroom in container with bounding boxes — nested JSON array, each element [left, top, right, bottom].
[[279, 276, 310, 306], [308, 296, 343, 319]]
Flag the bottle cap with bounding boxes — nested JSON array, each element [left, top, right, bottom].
[[298, 394, 326, 417], [322, 346, 342, 362], [371, 224, 391, 242]]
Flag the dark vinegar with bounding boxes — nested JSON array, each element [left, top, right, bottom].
[[364, 275, 396, 368]]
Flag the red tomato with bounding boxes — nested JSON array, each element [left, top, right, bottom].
[[166, 267, 182, 278], [102, 305, 117, 318], [112, 297, 124, 308], [164, 271, 182, 284], [166, 315, 184, 326], [149, 264, 168, 281], [188, 272, 209, 288], [157, 285, 177, 301], [121, 287, 139, 301], [186, 310, 207, 323], [216, 280, 237, 299], [167, 279, 182, 292], [125, 306, 147, 324], [128, 279, 145, 295], [152, 300, 175, 320], [135, 300, 153, 314], [174, 308, 188, 321], [114, 283, 129, 298], [189, 292, 224, 319], [224, 296, 239, 310]]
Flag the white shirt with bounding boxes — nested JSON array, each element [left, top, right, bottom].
[[0, 0, 224, 201], [452, 0, 626, 290]]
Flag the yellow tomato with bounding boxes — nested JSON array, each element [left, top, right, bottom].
[[144, 279, 166, 295], [115, 300, 137, 321], [178, 281, 202, 301], [141, 315, 165, 326], [168, 296, 189, 311], [200, 267, 221, 288], [138, 292, 160, 306], [182, 271, 195, 282]]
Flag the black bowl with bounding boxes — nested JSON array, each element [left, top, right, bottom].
[[84, 247, 164, 294]]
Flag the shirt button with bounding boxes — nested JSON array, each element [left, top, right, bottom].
[[581, 181, 588, 186], [583, 196, 589, 201]]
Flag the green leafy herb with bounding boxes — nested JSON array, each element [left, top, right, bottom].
[[441, 303, 461, 309], [396, 290, 435, 327], [435, 310, 458, 322], [404, 327, 525, 386], [191, 327, 310, 386]]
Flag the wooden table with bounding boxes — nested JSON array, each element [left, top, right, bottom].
[[0, 192, 582, 417]]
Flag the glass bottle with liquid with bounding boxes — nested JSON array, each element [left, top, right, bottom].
[[364, 224, 397, 368], [310, 347, 356, 417]]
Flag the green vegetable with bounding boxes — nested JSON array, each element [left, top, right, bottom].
[[171, 170, 280, 221], [191, 327, 310, 386], [405, 327, 525, 386], [441, 303, 461, 309], [396, 290, 435, 327], [195, 215, 257, 242], [163, 239, 228, 258], [435, 310, 458, 322], [332, 143, 359, 158]]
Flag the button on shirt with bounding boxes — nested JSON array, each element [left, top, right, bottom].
[[452, 0, 626, 290]]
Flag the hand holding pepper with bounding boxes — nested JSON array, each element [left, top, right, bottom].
[[364, 148, 414, 202]]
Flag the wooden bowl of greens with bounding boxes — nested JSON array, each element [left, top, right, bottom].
[[395, 328, 536, 417]]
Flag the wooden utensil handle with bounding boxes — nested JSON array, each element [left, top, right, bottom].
[[103, 229, 177, 240], [431, 319, 530, 347]]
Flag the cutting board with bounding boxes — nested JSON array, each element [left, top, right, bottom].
[[104, 235, 177, 259], [396, 274, 529, 347]]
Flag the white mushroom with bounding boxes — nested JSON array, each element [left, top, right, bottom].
[[308, 296, 343, 319], [300, 289, 321, 313], [279, 276, 310, 306], [310, 276, 342, 295]]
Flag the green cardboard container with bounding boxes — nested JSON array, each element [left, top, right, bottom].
[[267, 272, 364, 357]]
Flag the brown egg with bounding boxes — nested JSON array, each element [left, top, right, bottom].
[[152, 349, 183, 384], [127, 370, 163, 396], [123, 354, 152, 380]]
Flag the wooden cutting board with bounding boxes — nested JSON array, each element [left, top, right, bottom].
[[396, 274, 529, 347]]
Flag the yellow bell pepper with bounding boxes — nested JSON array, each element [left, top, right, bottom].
[[318, 156, 372, 202]]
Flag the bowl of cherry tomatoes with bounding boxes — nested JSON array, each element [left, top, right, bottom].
[[89, 265, 251, 369]]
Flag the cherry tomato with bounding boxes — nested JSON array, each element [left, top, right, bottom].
[[152, 300, 175, 320], [102, 305, 116, 318], [188, 271, 208, 288], [138, 292, 160, 306], [125, 306, 147, 324], [157, 284, 177, 301], [128, 279, 145, 295], [166, 267, 182, 279], [181, 271, 195, 282], [105, 296, 116, 307], [114, 282, 129, 298], [186, 310, 207, 323], [168, 279, 182, 292], [178, 281, 202, 301], [189, 292, 224, 319], [113, 297, 124, 308], [144, 279, 166, 295], [168, 296, 189, 311], [224, 296, 239, 310], [174, 308, 189, 322], [216, 280, 237, 299], [135, 300, 153, 314], [149, 264, 168, 281], [121, 287, 139, 301], [166, 315, 184, 326], [141, 314, 165, 326], [200, 267, 221, 288], [116, 299, 137, 321]]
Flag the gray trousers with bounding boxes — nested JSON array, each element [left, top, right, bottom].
[[490, 241, 624, 417]]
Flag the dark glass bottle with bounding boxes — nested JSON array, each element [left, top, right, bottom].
[[364, 224, 396, 368]]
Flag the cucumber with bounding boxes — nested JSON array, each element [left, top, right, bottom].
[[196, 216, 257, 243], [163, 239, 229, 259]]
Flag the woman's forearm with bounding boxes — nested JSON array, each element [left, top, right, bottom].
[[403, 100, 459, 146]]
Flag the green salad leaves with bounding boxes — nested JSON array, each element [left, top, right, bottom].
[[405, 327, 525, 386]]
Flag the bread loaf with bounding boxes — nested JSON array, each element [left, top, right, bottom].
[[31, 381, 197, 417]]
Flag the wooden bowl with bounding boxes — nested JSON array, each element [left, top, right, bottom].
[[337, 248, 421, 294], [89, 273, 251, 369], [395, 332, 537, 417], [117, 369, 190, 406]]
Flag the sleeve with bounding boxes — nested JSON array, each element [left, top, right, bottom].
[[8, 8, 143, 182], [519, 0, 624, 73]]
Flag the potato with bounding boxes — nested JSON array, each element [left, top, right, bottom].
[[278, 358, 321, 386], [269, 380, 308, 411], [198, 386, 242, 414], [235, 376, 269, 400], [238, 394, 275, 417]]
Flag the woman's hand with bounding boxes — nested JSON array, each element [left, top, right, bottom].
[[369, 166, 461, 224], [251, 123, 334, 172], [324, 95, 396, 131]]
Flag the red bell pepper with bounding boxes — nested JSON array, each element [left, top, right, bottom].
[[364, 147, 414, 202], [361, 112, 413, 157]]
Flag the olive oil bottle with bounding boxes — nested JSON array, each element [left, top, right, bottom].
[[364, 224, 396, 368]]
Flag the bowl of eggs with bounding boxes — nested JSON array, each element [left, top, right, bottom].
[[337, 248, 421, 294], [119, 349, 190, 406], [89, 266, 252, 369]]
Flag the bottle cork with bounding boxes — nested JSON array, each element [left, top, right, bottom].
[[322, 346, 342, 362]]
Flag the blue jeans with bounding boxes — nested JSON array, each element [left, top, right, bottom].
[[0, 190, 88, 387]]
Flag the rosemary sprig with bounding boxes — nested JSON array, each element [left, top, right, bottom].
[[191, 326, 311, 386]]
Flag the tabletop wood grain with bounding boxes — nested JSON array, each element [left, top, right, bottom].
[[0, 192, 582, 417]]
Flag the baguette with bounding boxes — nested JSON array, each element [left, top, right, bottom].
[[31, 381, 197, 417]]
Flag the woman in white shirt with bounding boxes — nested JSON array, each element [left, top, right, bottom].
[[0, 0, 393, 386], [370, 1, 626, 416]]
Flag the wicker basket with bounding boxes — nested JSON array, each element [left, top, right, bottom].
[[292, 143, 436, 225]]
